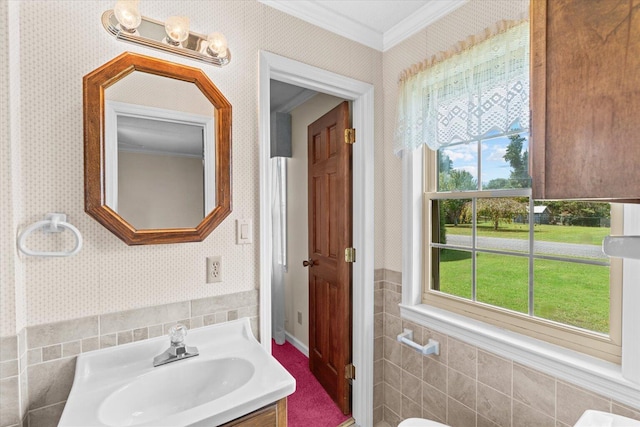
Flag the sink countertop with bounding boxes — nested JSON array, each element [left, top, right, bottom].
[[58, 318, 296, 427]]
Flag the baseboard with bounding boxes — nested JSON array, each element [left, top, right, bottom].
[[337, 418, 355, 427], [285, 332, 309, 357]]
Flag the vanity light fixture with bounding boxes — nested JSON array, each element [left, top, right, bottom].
[[207, 32, 228, 59], [102, 2, 231, 67], [164, 16, 190, 46], [113, 0, 141, 33]]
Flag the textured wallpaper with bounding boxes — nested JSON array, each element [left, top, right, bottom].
[[1, 0, 384, 333], [1, 0, 16, 336], [381, 0, 529, 272]]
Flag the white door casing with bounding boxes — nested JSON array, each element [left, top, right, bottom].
[[258, 51, 375, 426]]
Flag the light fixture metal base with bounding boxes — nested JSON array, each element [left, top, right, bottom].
[[102, 10, 231, 67]]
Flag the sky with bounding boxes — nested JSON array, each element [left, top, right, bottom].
[[441, 132, 529, 189]]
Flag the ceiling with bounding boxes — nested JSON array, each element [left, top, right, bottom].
[[117, 116, 204, 158], [258, 0, 468, 51], [270, 80, 317, 113]]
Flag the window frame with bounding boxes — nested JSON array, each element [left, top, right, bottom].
[[400, 145, 640, 407], [425, 137, 622, 361]]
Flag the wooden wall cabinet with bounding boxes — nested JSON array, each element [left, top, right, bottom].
[[220, 398, 287, 427], [530, 0, 640, 201]]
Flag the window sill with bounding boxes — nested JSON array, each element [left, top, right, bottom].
[[399, 302, 640, 408]]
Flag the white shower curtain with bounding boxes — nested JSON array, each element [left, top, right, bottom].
[[271, 157, 287, 345]]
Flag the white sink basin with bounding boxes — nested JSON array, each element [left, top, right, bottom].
[[99, 358, 254, 426], [59, 318, 295, 427], [574, 410, 640, 426]]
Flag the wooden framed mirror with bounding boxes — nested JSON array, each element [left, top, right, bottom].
[[84, 52, 231, 245]]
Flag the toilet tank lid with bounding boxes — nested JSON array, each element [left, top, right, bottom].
[[398, 418, 450, 427]]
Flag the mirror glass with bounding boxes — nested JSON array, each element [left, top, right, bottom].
[[84, 52, 232, 245], [104, 71, 215, 229]]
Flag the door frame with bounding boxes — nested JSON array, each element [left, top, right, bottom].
[[258, 51, 374, 427]]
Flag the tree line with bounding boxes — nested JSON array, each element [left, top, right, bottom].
[[437, 134, 610, 236]]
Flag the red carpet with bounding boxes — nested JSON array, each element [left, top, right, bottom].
[[272, 340, 351, 427]]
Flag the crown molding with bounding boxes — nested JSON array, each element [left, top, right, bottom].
[[383, 0, 468, 51], [259, 0, 383, 51], [260, 0, 468, 52]]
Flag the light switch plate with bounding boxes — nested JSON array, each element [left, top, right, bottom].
[[236, 219, 252, 244]]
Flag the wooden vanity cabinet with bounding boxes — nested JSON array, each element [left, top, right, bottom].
[[530, 0, 640, 201], [220, 398, 287, 427]]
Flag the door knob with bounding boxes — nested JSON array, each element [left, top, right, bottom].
[[302, 259, 315, 267]]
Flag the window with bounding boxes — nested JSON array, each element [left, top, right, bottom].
[[425, 134, 622, 362], [395, 20, 622, 362]]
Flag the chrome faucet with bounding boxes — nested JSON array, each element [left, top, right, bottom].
[[153, 324, 199, 367]]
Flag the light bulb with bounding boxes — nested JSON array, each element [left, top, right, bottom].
[[114, 0, 141, 33], [165, 16, 190, 45], [207, 32, 228, 58]]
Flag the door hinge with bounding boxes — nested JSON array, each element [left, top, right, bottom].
[[345, 247, 356, 263], [344, 128, 356, 144], [345, 363, 356, 380]]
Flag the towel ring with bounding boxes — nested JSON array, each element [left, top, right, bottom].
[[17, 213, 83, 257]]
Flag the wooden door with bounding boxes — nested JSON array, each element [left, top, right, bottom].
[[306, 101, 352, 415]]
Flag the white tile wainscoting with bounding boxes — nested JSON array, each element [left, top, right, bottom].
[[3, 270, 640, 427], [0, 290, 258, 427], [373, 269, 640, 427]]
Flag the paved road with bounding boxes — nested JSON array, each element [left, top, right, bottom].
[[445, 235, 607, 260]]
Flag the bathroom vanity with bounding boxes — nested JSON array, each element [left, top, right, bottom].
[[58, 318, 295, 427]]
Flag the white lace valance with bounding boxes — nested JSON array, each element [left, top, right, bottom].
[[394, 21, 530, 155]]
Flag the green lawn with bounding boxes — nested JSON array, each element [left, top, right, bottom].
[[445, 222, 609, 246], [437, 249, 610, 333]]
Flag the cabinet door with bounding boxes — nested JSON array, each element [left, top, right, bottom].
[[531, 0, 640, 201], [220, 398, 287, 427]]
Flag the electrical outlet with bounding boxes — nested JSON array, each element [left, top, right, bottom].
[[297, 311, 302, 325], [207, 256, 222, 283]]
